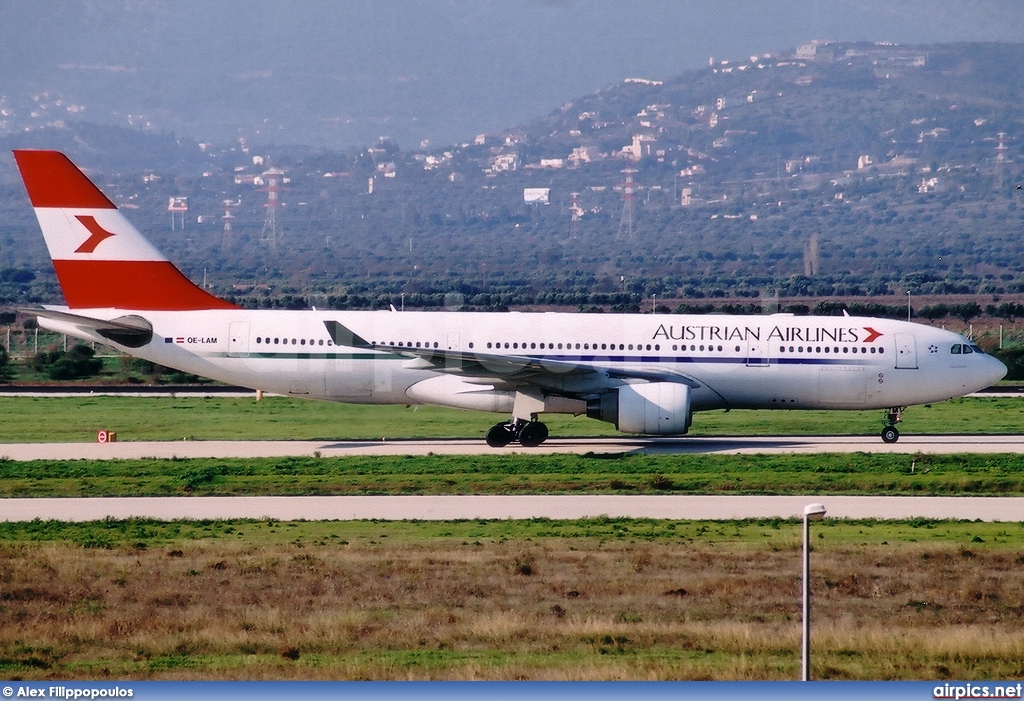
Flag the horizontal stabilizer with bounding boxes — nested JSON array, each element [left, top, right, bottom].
[[23, 307, 154, 348]]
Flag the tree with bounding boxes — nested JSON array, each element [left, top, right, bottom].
[[0, 343, 10, 381], [948, 302, 982, 325], [918, 304, 949, 322]]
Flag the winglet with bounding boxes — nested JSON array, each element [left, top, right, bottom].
[[324, 320, 372, 348]]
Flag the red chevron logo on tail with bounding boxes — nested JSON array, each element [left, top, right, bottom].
[[74, 215, 116, 253]]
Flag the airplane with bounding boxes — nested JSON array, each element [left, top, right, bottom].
[[11, 149, 1007, 446]]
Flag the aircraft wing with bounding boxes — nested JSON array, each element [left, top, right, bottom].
[[323, 320, 700, 390]]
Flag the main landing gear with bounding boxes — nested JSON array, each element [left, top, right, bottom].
[[486, 418, 549, 448], [880, 407, 903, 444]]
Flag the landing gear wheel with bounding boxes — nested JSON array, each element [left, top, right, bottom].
[[518, 421, 549, 447], [881, 426, 900, 444], [486, 423, 514, 448]]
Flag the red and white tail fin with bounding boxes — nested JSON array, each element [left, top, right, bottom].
[[13, 150, 237, 311]]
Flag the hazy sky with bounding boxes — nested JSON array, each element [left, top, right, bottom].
[[2, 0, 1024, 147]]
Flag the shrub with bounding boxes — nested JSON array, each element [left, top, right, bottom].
[[45, 344, 103, 380]]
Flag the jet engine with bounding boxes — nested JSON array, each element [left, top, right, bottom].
[[586, 382, 692, 435]]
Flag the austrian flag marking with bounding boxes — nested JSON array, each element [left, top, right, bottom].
[[74, 215, 116, 253]]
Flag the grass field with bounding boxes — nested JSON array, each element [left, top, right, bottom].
[[2, 395, 1023, 680], [0, 518, 1021, 680], [2, 452, 1024, 497], [1, 395, 1024, 443]]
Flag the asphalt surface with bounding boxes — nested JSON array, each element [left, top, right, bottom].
[[0, 494, 1021, 522], [4, 434, 1024, 460]]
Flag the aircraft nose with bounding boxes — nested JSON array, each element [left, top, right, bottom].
[[985, 354, 1008, 386]]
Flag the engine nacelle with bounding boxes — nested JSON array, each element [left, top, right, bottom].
[[586, 382, 692, 435]]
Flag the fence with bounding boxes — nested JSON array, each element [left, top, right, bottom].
[[1, 327, 120, 359]]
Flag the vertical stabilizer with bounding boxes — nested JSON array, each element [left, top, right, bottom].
[[13, 150, 237, 311]]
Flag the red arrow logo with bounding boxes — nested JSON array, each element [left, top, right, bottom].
[[862, 327, 883, 343], [74, 215, 116, 253]]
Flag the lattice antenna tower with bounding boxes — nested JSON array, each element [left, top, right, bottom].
[[259, 167, 286, 248], [617, 168, 637, 239], [221, 198, 238, 243], [569, 191, 582, 239], [996, 131, 1008, 193]]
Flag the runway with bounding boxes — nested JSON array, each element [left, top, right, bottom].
[[3, 434, 1023, 523], [4, 433, 1024, 461], [1, 494, 1022, 522]]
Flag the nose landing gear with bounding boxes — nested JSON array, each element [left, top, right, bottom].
[[880, 407, 903, 443], [485, 418, 549, 448]]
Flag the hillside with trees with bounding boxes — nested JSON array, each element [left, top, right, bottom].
[[1, 41, 1024, 314]]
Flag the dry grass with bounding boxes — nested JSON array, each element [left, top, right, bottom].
[[1, 537, 1023, 680]]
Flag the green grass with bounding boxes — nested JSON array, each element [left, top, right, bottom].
[[3, 517, 1022, 680], [0, 516, 1020, 549], [1, 452, 1023, 497], [2, 395, 1024, 443]]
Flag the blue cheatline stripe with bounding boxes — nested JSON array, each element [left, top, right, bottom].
[[199, 350, 875, 367], [0, 681, 996, 700]]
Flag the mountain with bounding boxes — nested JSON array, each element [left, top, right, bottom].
[[2, 41, 1024, 313], [3, 1, 1024, 149]]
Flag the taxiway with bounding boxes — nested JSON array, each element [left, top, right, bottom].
[[4, 434, 1024, 461]]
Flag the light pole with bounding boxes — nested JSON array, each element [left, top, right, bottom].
[[802, 502, 826, 681]]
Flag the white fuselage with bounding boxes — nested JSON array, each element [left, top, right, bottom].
[[41, 309, 1006, 418]]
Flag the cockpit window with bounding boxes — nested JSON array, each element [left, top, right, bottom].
[[952, 343, 985, 355]]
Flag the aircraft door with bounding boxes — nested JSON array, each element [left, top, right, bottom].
[[446, 332, 462, 371], [228, 322, 250, 358], [746, 337, 770, 367], [894, 333, 918, 369]]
